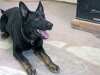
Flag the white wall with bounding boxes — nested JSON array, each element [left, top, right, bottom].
[[56, 0, 77, 4]]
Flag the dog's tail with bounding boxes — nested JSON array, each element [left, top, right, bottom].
[[0, 9, 8, 32], [0, 9, 5, 14], [0, 9, 5, 29]]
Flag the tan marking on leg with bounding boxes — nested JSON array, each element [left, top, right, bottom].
[[36, 52, 56, 67], [35, 51, 60, 73], [21, 62, 29, 70]]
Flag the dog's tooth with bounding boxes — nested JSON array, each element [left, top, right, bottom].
[[37, 30, 39, 32], [37, 30, 41, 33]]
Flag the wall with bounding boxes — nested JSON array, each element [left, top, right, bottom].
[[56, 0, 77, 4]]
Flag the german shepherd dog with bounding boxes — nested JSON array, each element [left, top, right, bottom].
[[0, 1, 60, 75]]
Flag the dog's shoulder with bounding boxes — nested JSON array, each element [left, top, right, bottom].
[[4, 7, 20, 18]]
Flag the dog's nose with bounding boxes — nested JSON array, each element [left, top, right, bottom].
[[47, 23, 53, 29]]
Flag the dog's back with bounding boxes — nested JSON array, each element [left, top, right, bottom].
[[0, 7, 22, 39], [4, 7, 20, 18]]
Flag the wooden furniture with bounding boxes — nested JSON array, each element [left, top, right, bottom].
[[71, 0, 100, 35]]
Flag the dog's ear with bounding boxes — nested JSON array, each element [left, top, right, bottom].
[[36, 1, 44, 13], [19, 1, 29, 20]]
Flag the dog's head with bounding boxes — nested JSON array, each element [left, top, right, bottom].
[[19, 1, 53, 39]]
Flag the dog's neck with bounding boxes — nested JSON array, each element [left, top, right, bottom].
[[21, 28, 36, 45]]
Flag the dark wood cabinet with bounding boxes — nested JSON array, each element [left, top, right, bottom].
[[76, 0, 100, 24]]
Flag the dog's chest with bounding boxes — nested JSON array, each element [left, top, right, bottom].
[[20, 43, 33, 51]]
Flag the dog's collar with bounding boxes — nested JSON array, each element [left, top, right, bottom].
[[21, 29, 34, 45]]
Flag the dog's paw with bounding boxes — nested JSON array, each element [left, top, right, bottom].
[[48, 64, 60, 74], [1, 32, 9, 39], [26, 67, 37, 75]]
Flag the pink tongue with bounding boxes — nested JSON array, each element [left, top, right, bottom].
[[40, 30, 49, 39]]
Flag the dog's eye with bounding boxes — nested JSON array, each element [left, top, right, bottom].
[[34, 17, 40, 21]]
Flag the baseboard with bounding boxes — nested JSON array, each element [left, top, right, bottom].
[[71, 19, 100, 35]]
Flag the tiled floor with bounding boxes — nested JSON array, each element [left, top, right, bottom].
[[0, 0, 100, 75]]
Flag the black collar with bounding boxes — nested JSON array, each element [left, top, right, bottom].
[[21, 29, 34, 45]]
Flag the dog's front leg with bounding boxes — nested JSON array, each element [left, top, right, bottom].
[[13, 46, 37, 75], [34, 46, 60, 74]]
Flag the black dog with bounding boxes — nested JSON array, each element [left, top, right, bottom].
[[0, 1, 60, 75]]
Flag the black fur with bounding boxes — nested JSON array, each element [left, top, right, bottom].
[[0, 9, 4, 14], [0, 1, 60, 75]]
